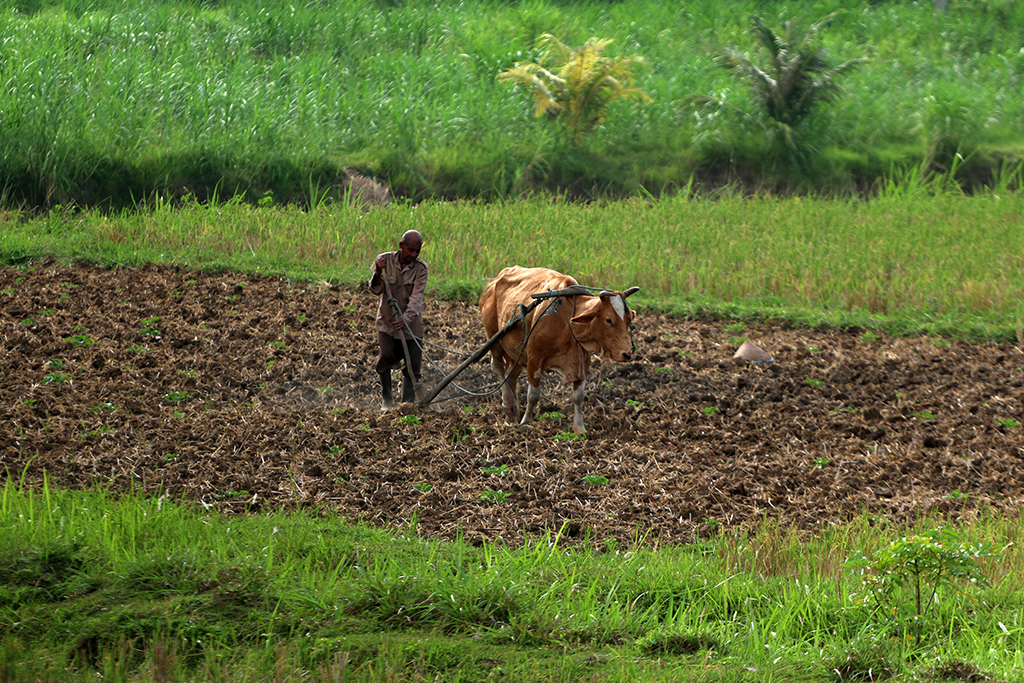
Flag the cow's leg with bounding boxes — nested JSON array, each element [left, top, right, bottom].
[[521, 378, 541, 426], [490, 348, 519, 422], [570, 378, 587, 435]]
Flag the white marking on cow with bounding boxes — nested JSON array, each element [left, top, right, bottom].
[[610, 295, 626, 320]]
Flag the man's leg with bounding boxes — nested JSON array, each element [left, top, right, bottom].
[[375, 333, 401, 410], [400, 339, 423, 403]]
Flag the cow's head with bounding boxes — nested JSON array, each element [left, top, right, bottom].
[[570, 287, 639, 362]]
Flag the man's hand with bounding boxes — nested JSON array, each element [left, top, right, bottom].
[[374, 255, 387, 276], [392, 317, 406, 330]]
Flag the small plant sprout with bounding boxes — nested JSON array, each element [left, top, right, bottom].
[[43, 372, 69, 385], [479, 490, 508, 505], [582, 475, 609, 486], [625, 399, 643, 408], [724, 322, 746, 334], [804, 377, 824, 388], [163, 390, 190, 403], [947, 489, 969, 500], [90, 402, 119, 413], [728, 336, 750, 346], [398, 414, 422, 426], [480, 464, 509, 477], [845, 527, 1001, 646], [807, 345, 820, 354], [127, 345, 149, 355], [413, 483, 433, 493], [45, 358, 66, 370], [996, 417, 1019, 430], [812, 457, 830, 469], [702, 406, 718, 416], [539, 411, 566, 421], [269, 341, 286, 349], [554, 431, 586, 442], [860, 331, 880, 344], [65, 334, 94, 347], [914, 411, 936, 420], [358, 424, 371, 433]]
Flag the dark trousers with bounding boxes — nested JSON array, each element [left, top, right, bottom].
[[375, 332, 422, 379]]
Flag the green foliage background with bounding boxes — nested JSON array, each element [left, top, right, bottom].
[[1, 0, 1022, 208]]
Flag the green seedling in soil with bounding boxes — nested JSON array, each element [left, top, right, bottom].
[[807, 345, 820, 353], [805, 378, 824, 388], [90, 402, 119, 413], [413, 483, 433, 493], [702, 406, 718, 415], [812, 458, 830, 469], [138, 327, 161, 337], [539, 411, 565, 420], [480, 464, 508, 477], [724, 323, 746, 334], [140, 316, 160, 326], [163, 453, 179, 461], [269, 341, 286, 349], [225, 490, 250, 499], [626, 399, 643, 407], [43, 372, 69, 385], [45, 358, 66, 370], [914, 411, 936, 420], [729, 336, 749, 345], [947, 489, 969, 500], [860, 331, 880, 343], [996, 417, 1019, 430], [554, 431, 585, 442], [582, 475, 609, 486], [845, 527, 1001, 646], [357, 424, 371, 433], [21, 317, 36, 326], [163, 391, 190, 403], [127, 345, 149, 354], [399, 414, 422, 426], [65, 334, 93, 347], [479, 490, 508, 504]]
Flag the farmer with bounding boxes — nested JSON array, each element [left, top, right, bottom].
[[369, 229, 427, 409]]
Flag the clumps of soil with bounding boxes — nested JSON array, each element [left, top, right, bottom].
[[2, 264, 1023, 547]]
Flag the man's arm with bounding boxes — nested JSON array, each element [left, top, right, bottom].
[[402, 262, 429, 331]]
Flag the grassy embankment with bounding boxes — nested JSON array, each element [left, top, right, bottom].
[[3, 189, 1024, 340], [3, 478, 1024, 682], [1, 0, 1023, 207]]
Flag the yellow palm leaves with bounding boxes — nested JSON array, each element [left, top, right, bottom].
[[499, 34, 652, 146]]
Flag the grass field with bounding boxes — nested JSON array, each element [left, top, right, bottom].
[[1, 0, 1023, 207]]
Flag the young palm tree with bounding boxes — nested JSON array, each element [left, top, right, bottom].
[[716, 14, 865, 137], [498, 33, 652, 146]]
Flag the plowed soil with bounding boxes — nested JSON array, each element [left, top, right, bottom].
[[3, 264, 1023, 546]]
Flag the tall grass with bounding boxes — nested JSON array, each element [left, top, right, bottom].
[[4, 188, 1024, 340], [3, 480, 1024, 681], [0, 0, 1022, 207]]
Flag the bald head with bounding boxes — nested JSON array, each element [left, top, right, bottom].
[[397, 230, 423, 266]]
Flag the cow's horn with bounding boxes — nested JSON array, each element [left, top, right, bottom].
[[598, 289, 615, 298], [623, 286, 640, 298]]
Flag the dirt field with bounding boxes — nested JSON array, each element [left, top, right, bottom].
[[2, 264, 1023, 546]]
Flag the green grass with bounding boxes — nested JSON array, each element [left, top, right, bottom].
[[4, 189, 1024, 341], [1, 0, 1023, 207], [3, 479, 1023, 682]]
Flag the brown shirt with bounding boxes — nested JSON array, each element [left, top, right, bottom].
[[369, 251, 428, 340]]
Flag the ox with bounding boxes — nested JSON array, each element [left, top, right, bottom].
[[479, 266, 639, 435]]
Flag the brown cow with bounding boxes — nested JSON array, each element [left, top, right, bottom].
[[479, 266, 639, 435]]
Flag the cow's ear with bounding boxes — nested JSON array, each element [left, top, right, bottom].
[[630, 309, 637, 321], [570, 313, 596, 325], [570, 297, 603, 326]]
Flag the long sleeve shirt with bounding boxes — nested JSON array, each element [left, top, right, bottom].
[[369, 251, 428, 340]]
